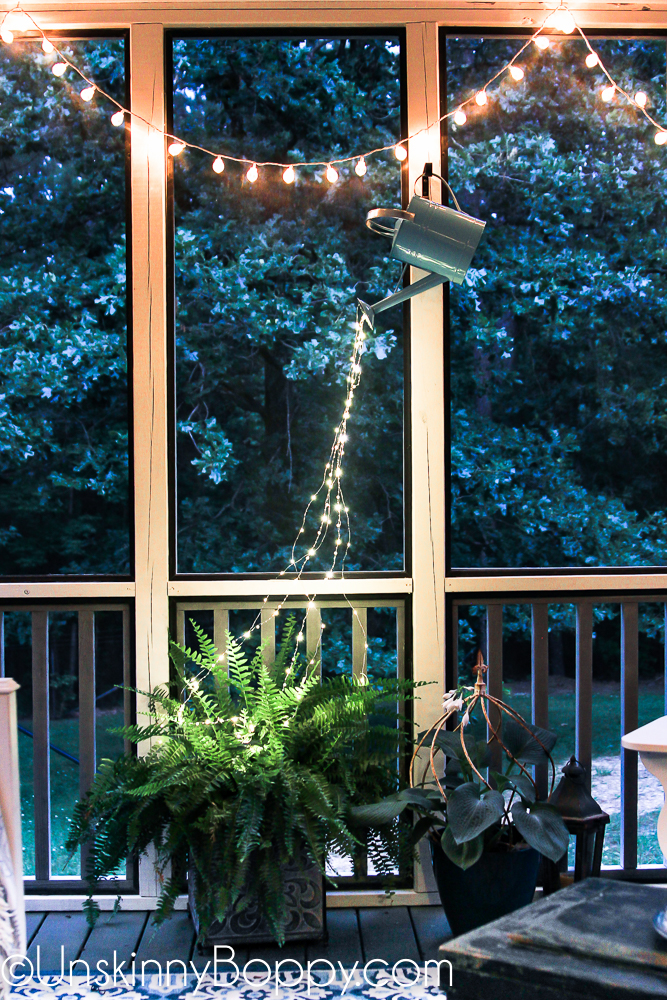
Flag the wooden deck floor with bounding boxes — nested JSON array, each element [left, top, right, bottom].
[[25, 907, 452, 973]]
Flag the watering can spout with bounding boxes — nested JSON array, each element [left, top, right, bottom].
[[359, 272, 448, 328]]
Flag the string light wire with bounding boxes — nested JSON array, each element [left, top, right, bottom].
[[1, 3, 666, 173]]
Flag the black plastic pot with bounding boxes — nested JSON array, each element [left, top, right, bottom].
[[430, 838, 540, 937]]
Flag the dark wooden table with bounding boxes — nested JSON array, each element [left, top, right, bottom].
[[440, 878, 667, 999]]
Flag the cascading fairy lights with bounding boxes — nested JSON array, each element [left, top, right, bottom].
[[1, 2, 666, 181]]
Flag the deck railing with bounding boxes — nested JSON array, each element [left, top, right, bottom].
[[452, 593, 667, 880], [0, 604, 133, 891]]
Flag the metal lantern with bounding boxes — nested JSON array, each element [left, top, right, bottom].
[[543, 756, 610, 894]]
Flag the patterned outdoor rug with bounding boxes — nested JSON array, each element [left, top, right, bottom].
[[7, 969, 445, 1000]]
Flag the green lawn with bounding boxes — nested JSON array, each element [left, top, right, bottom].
[[506, 689, 665, 867], [19, 709, 125, 876]]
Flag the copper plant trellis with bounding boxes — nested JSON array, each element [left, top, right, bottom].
[[409, 651, 559, 805]]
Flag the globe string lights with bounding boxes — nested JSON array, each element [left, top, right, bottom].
[[1, 3, 667, 176]]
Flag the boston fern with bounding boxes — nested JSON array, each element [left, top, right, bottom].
[[66, 617, 417, 943]]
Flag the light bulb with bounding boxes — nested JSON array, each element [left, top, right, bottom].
[[326, 164, 339, 183], [246, 163, 259, 182], [52, 62, 67, 77], [325, 571, 334, 579], [1, 28, 13, 44], [635, 91, 648, 109], [212, 156, 225, 173], [355, 157, 367, 177], [475, 91, 488, 106], [111, 110, 124, 126], [535, 36, 550, 50], [168, 141, 185, 155], [80, 86, 95, 102], [394, 144, 408, 161], [585, 52, 599, 68], [601, 85, 615, 103], [554, 10, 576, 33], [42, 38, 54, 54], [282, 165, 295, 184], [453, 109, 467, 126], [655, 131, 667, 145], [509, 65, 524, 81]]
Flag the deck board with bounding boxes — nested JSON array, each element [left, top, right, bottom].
[[408, 906, 451, 961], [357, 907, 421, 965], [27, 912, 91, 972], [25, 912, 45, 946], [307, 909, 363, 967], [78, 911, 148, 970], [135, 912, 195, 970], [23, 905, 446, 972]]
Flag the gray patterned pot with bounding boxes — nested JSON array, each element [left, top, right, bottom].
[[188, 856, 326, 946]]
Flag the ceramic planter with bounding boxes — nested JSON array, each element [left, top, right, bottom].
[[188, 855, 326, 946], [430, 838, 540, 937]]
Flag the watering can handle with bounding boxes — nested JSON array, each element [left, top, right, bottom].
[[366, 207, 415, 237]]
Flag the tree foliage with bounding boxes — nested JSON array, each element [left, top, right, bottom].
[[448, 37, 667, 567]]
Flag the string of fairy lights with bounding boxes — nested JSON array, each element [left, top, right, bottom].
[[2, 2, 667, 676]]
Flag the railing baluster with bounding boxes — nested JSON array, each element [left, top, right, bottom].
[[78, 609, 95, 878], [576, 602, 593, 792], [352, 607, 367, 680], [531, 603, 549, 800], [261, 604, 276, 665], [31, 610, 50, 883], [396, 603, 406, 682], [450, 602, 458, 690], [306, 603, 322, 677], [213, 608, 230, 676], [486, 604, 503, 770], [621, 601, 639, 871]]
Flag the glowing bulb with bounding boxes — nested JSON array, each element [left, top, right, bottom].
[[601, 85, 615, 103], [475, 91, 488, 106], [282, 165, 295, 184], [554, 10, 576, 33], [535, 36, 550, 50], [335, 468, 342, 478], [355, 157, 367, 177], [308, 548, 316, 556], [52, 62, 67, 77], [326, 164, 339, 183], [1, 28, 13, 44], [308, 601, 316, 610], [585, 52, 599, 68], [335, 539, 342, 546], [168, 141, 185, 155], [635, 91, 648, 108], [655, 131, 667, 145], [453, 110, 467, 126], [212, 156, 225, 174], [297, 633, 304, 642], [325, 571, 333, 579], [246, 163, 258, 183], [42, 38, 54, 54], [326, 479, 334, 488], [243, 631, 251, 639], [80, 86, 95, 102], [509, 65, 524, 81], [111, 110, 124, 126], [394, 144, 408, 161], [311, 494, 318, 501]]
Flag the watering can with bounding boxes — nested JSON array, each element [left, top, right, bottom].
[[359, 171, 486, 327]]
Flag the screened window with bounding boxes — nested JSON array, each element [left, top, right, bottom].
[[0, 36, 130, 576], [446, 34, 667, 570], [171, 33, 405, 574]]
